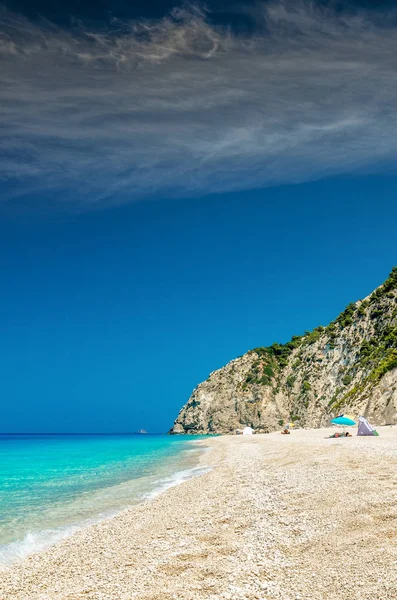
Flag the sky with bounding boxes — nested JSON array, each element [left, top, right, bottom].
[[1, 0, 397, 433]]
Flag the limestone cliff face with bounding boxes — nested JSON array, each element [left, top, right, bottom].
[[171, 268, 397, 434]]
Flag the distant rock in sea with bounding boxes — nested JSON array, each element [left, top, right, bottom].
[[171, 267, 397, 434]]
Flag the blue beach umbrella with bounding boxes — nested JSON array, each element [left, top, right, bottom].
[[331, 415, 356, 426]]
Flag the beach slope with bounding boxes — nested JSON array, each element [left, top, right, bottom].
[[1, 428, 397, 600]]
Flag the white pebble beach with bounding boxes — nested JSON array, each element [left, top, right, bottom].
[[1, 427, 397, 600]]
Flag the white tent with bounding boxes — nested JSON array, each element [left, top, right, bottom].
[[242, 426, 254, 435], [357, 416, 374, 436]]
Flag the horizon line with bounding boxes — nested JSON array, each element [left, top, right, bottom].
[[0, 431, 168, 435]]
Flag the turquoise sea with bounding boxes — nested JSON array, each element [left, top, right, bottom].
[[0, 433, 209, 566]]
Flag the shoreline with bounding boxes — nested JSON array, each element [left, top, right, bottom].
[[0, 434, 210, 572], [1, 427, 397, 599], [0, 437, 211, 569]]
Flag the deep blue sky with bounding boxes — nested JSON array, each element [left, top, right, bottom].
[[1, 175, 396, 432], [1, 0, 397, 431]]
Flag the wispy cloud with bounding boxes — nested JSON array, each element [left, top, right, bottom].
[[1, 1, 397, 209]]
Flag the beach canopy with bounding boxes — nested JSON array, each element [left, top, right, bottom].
[[357, 416, 375, 436], [331, 415, 356, 426], [242, 426, 254, 435]]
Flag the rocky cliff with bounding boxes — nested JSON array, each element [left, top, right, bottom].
[[171, 268, 397, 434]]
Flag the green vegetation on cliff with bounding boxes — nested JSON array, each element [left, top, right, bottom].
[[241, 268, 397, 416]]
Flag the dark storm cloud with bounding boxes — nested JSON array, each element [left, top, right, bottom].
[[1, 1, 397, 209]]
